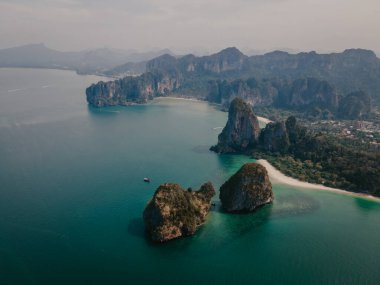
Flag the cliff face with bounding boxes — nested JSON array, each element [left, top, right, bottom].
[[247, 49, 380, 101], [259, 122, 290, 153], [338, 91, 372, 120], [86, 71, 180, 107], [280, 78, 339, 111], [143, 182, 215, 243], [258, 116, 308, 154], [207, 78, 278, 110], [210, 97, 260, 153], [219, 163, 274, 212], [208, 77, 339, 112], [86, 47, 379, 111]]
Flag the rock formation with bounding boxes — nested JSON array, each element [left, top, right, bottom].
[[259, 121, 290, 153], [219, 163, 274, 212], [338, 91, 372, 119], [207, 78, 279, 110], [279, 78, 339, 111], [210, 97, 260, 153], [258, 116, 307, 154], [86, 71, 180, 107], [143, 182, 215, 243]]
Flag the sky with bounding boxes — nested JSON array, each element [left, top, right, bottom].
[[0, 0, 379, 54]]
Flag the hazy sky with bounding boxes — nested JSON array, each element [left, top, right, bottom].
[[0, 0, 379, 53]]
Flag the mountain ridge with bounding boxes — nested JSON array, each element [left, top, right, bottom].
[[0, 43, 175, 75], [86, 46, 379, 119]]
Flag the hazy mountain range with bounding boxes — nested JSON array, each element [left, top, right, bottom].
[[0, 43, 174, 75]]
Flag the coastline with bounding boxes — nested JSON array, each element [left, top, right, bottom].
[[257, 159, 380, 202]]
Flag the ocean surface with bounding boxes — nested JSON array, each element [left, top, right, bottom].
[[0, 68, 380, 285]]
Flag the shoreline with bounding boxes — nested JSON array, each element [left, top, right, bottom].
[[154, 97, 272, 124], [257, 159, 380, 202]]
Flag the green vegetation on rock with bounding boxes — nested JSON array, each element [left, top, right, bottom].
[[143, 182, 215, 242], [220, 163, 274, 212]]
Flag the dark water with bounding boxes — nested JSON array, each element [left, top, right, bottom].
[[1, 68, 380, 285]]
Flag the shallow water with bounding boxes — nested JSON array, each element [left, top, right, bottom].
[[0, 68, 380, 285]]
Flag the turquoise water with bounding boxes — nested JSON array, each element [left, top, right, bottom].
[[1, 68, 380, 285]]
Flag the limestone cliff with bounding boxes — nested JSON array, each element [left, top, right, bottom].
[[219, 163, 274, 212], [143, 182, 215, 243], [279, 78, 339, 111], [259, 121, 290, 153], [210, 97, 260, 153], [86, 71, 180, 107], [86, 47, 380, 110], [338, 91, 372, 119], [258, 116, 308, 154]]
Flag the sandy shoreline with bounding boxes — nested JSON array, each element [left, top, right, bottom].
[[156, 97, 273, 122], [257, 159, 380, 202], [257, 116, 272, 124], [153, 96, 204, 102]]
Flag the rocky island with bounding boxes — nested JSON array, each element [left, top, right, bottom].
[[220, 163, 274, 212], [143, 182, 215, 242], [210, 97, 260, 153]]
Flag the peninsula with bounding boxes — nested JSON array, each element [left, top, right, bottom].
[[211, 98, 380, 198], [86, 47, 380, 121]]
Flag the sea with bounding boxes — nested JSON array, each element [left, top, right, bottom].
[[0, 68, 379, 285]]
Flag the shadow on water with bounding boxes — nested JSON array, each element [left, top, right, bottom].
[[215, 153, 255, 174], [86, 104, 149, 119], [191, 145, 213, 154], [354, 197, 380, 212], [87, 105, 122, 117], [216, 203, 274, 237], [127, 217, 145, 239]]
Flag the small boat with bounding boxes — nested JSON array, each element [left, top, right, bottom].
[[143, 178, 150, 182]]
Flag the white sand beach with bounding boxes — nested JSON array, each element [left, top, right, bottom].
[[154, 96, 204, 102], [257, 159, 380, 202], [257, 116, 272, 124]]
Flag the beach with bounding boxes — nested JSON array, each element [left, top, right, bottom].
[[257, 159, 380, 202], [153, 96, 204, 102], [257, 116, 272, 124]]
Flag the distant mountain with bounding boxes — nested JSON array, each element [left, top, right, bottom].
[[103, 61, 147, 77], [103, 49, 176, 77], [143, 47, 380, 101], [146, 47, 248, 77], [0, 44, 174, 75], [0, 43, 77, 69]]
